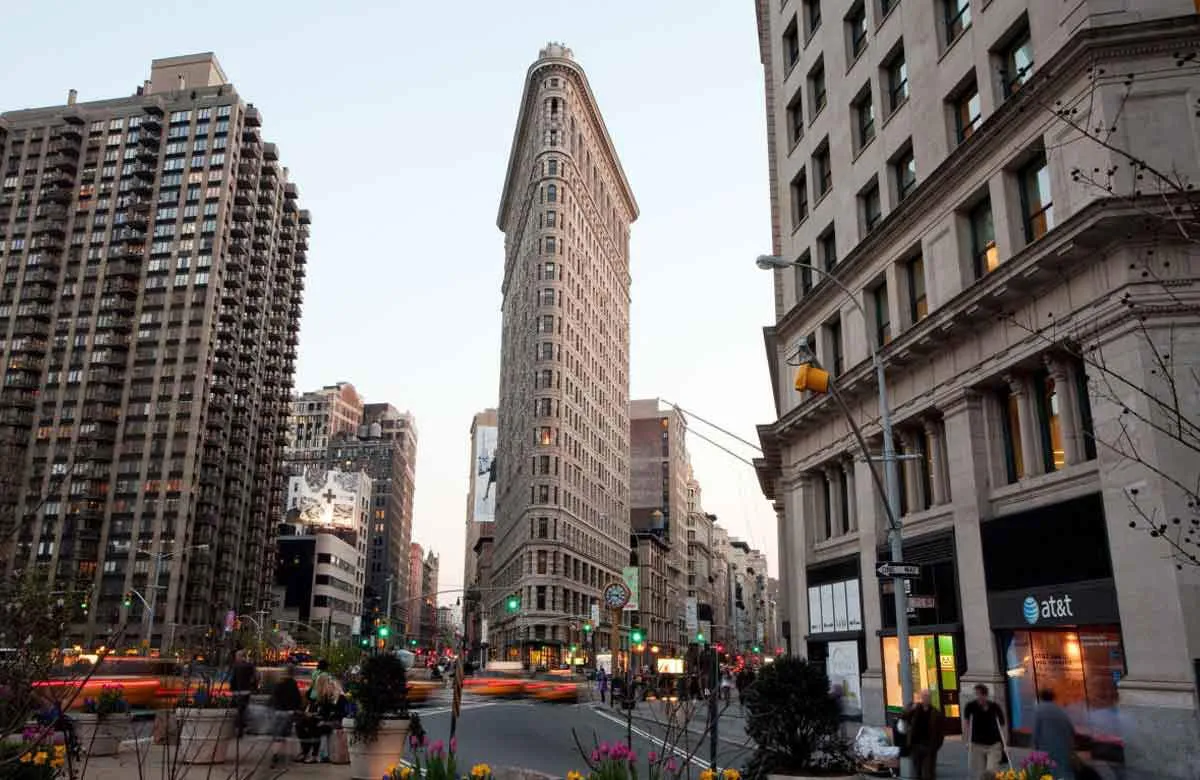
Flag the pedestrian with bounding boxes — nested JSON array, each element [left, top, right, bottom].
[[314, 674, 348, 763], [964, 684, 1007, 779], [720, 670, 733, 704], [1032, 689, 1076, 780], [597, 668, 608, 704], [230, 650, 258, 738], [268, 664, 302, 766], [307, 659, 329, 706], [900, 689, 944, 780]]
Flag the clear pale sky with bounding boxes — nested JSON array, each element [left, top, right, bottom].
[[3, 0, 780, 601]]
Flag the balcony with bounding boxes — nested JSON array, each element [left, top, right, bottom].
[[3, 389, 38, 409], [0, 408, 33, 428], [140, 115, 162, 134], [41, 171, 74, 189], [283, 182, 298, 200], [30, 218, 65, 237], [107, 258, 142, 277], [138, 132, 160, 149], [251, 234, 268, 251], [29, 236, 64, 254], [58, 124, 82, 142], [241, 143, 260, 160], [227, 238, 248, 256], [103, 278, 139, 297], [113, 226, 146, 244], [232, 206, 251, 223], [135, 146, 159, 164], [18, 304, 52, 321], [48, 153, 78, 174], [299, 210, 311, 225], [82, 444, 115, 462], [127, 161, 156, 180], [40, 186, 72, 204], [10, 337, 48, 356], [244, 106, 262, 127], [20, 281, 55, 304]]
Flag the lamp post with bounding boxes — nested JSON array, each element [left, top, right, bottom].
[[755, 255, 915, 721], [136, 543, 209, 656]]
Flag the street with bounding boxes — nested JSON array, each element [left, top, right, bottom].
[[413, 692, 753, 776]]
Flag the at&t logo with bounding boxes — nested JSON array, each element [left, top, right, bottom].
[[1022, 596, 1040, 625], [1023, 593, 1074, 625]]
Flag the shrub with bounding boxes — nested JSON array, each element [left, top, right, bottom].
[[349, 653, 416, 744], [743, 657, 855, 777]]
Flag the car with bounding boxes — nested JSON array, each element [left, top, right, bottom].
[[524, 673, 582, 702], [463, 673, 525, 698]]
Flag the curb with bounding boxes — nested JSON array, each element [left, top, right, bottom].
[[600, 709, 751, 749]]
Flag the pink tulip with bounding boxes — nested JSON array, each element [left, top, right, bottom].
[[591, 750, 601, 763], [449, 737, 457, 754], [666, 759, 679, 773]]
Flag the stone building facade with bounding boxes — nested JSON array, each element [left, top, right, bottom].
[[753, 1, 1200, 775], [491, 43, 638, 667]]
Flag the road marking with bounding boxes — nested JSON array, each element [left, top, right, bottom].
[[590, 707, 711, 769]]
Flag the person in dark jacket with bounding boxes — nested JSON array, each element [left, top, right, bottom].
[[1033, 689, 1076, 780], [229, 650, 258, 737], [269, 665, 303, 765], [902, 689, 944, 779]]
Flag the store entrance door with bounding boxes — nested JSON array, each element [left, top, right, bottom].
[[882, 633, 962, 735]]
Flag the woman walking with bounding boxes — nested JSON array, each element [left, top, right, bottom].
[[268, 665, 303, 766]]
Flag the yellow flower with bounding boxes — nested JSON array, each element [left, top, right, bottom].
[[472, 764, 493, 778], [1040, 776, 1053, 780], [567, 772, 584, 780], [700, 770, 717, 780], [32, 752, 47, 765], [399, 767, 414, 780], [51, 759, 65, 769], [18, 753, 31, 763], [723, 770, 741, 780], [54, 745, 66, 756]]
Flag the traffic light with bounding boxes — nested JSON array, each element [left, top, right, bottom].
[[630, 628, 644, 645], [752, 645, 761, 654], [794, 363, 830, 393], [409, 638, 418, 646], [715, 643, 725, 653], [122, 592, 133, 608], [360, 637, 371, 647], [506, 594, 520, 612], [696, 632, 706, 644], [582, 623, 592, 633], [377, 625, 391, 639], [569, 644, 577, 652]]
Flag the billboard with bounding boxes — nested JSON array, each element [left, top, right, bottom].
[[622, 566, 639, 612], [288, 469, 362, 529], [472, 425, 497, 524]]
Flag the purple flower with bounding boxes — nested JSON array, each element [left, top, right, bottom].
[[666, 759, 679, 773], [649, 751, 659, 763], [449, 737, 457, 754], [430, 739, 445, 758]]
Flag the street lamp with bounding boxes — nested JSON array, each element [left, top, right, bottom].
[[135, 543, 209, 655], [755, 254, 914, 713]]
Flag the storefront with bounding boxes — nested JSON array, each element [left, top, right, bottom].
[[982, 493, 1125, 761], [878, 531, 963, 733], [804, 556, 864, 721]]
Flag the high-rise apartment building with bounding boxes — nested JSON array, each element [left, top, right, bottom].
[[286, 382, 363, 458], [0, 53, 307, 647], [407, 541, 424, 643], [419, 550, 439, 647], [491, 43, 638, 667], [753, 1, 1200, 773]]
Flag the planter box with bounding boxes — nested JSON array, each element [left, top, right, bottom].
[[74, 713, 128, 757], [767, 774, 860, 779], [344, 716, 411, 780], [176, 707, 236, 764]]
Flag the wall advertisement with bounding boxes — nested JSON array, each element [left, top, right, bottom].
[[472, 425, 498, 524]]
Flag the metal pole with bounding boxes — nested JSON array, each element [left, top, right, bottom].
[[385, 576, 394, 650], [146, 553, 163, 656], [708, 646, 718, 769]]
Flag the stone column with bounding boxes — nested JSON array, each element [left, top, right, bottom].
[[774, 501, 792, 654], [1044, 354, 1082, 466], [1004, 372, 1044, 478], [842, 454, 858, 531], [824, 464, 844, 537], [854, 456, 887, 726], [937, 390, 1004, 703], [783, 473, 813, 659], [923, 418, 948, 506]]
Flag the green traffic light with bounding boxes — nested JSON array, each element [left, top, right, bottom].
[[696, 632, 706, 644], [506, 595, 520, 612], [630, 629, 644, 644], [122, 593, 132, 608], [752, 645, 761, 653], [360, 637, 370, 647], [582, 623, 591, 633], [377, 625, 390, 638], [409, 639, 417, 646]]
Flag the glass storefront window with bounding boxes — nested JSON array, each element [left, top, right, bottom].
[[882, 634, 961, 725], [1002, 628, 1124, 751]]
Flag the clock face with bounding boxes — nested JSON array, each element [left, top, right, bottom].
[[603, 582, 630, 610]]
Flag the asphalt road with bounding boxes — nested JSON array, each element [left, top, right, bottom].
[[413, 694, 754, 776]]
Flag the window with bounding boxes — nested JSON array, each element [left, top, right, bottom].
[[547, 159, 558, 176], [969, 198, 998, 277], [790, 168, 809, 228], [826, 317, 844, 375], [847, 3, 868, 58], [538, 518, 549, 539], [547, 184, 557, 202], [880, 0, 899, 16], [1002, 27, 1034, 97], [854, 87, 875, 149], [893, 146, 917, 202], [545, 210, 557, 227], [813, 141, 832, 198], [804, 0, 822, 37], [905, 255, 927, 322], [536, 586, 546, 610], [999, 388, 1024, 483], [886, 49, 909, 112], [537, 551, 548, 574], [819, 226, 837, 271], [862, 181, 882, 232], [794, 250, 814, 296], [783, 17, 801, 71], [953, 80, 982, 144], [539, 427, 553, 446], [787, 93, 804, 146], [809, 60, 827, 117], [944, 0, 970, 45], [872, 281, 892, 345], [1019, 153, 1053, 243]]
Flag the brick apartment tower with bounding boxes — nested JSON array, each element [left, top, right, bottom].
[[0, 53, 307, 648], [492, 43, 638, 665]]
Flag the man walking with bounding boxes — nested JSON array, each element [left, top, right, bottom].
[[901, 689, 944, 780], [1033, 689, 1076, 780], [230, 650, 258, 738], [963, 684, 1006, 779]]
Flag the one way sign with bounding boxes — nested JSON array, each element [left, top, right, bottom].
[[876, 562, 921, 579]]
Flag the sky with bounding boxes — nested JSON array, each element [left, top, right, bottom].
[[2, 0, 780, 601]]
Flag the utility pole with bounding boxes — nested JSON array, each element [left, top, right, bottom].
[[708, 646, 718, 769]]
